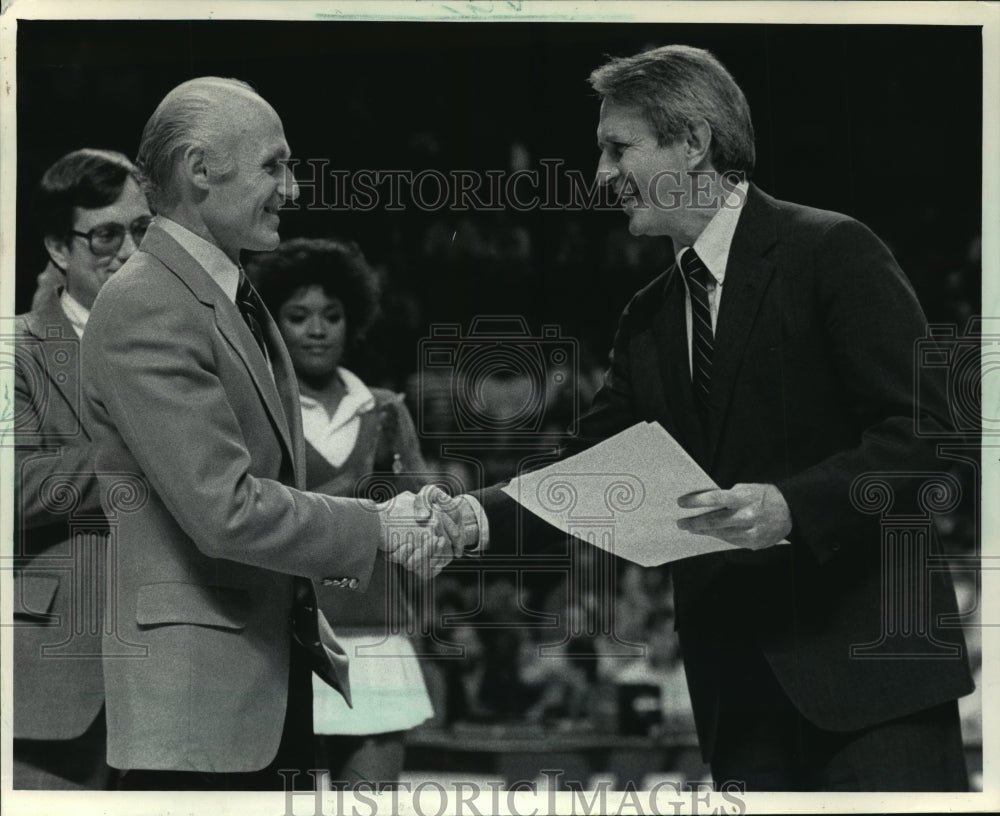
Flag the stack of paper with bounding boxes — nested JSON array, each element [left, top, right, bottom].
[[500, 422, 738, 566]]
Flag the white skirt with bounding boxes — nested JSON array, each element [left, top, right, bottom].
[[313, 630, 434, 736]]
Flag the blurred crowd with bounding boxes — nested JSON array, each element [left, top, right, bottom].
[[15, 130, 983, 788], [21, 151, 984, 752]]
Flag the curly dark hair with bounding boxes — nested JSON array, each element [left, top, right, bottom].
[[247, 237, 382, 351]]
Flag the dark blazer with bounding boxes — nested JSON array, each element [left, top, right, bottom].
[[482, 185, 973, 758], [81, 223, 383, 773], [12, 287, 106, 741]]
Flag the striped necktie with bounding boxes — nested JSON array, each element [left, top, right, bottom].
[[680, 248, 714, 419], [236, 270, 268, 360]]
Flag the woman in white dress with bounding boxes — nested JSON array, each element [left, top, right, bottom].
[[251, 238, 434, 788]]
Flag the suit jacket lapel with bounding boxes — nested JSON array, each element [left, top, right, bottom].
[[651, 265, 710, 468], [23, 288, 87, 434], [139, 225, 297, 468], [707, 185, 778, 466], [262, 308, 307, 489]]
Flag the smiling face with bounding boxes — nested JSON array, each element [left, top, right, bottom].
[[200, 97, 299, 261], [46, 177, 152, 309], [277, 286, 347, 385], [596, 99, 695, 241]]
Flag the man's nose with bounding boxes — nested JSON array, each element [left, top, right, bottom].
[[282, 165, 300, 203], [117, 230, 140, 260], [595, 155, 619, 187]]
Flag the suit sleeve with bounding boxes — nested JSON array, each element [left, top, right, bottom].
[[82, 280, 380, 587], [13, 337, 103, 538], [478, 296, 641, 554], [774, 218, 955, 564]]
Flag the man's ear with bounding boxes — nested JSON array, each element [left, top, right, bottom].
[[43, 234, 71, 272], [685, 118, 713, 170], [182, 145, 212, 192]]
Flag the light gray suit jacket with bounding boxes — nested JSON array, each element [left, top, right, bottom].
[[13, 287, 106, 741], [82, 223, 381, 773]]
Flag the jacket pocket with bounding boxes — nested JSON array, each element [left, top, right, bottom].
[[13, 572, 60, 620], [135, 582, 250, 631]]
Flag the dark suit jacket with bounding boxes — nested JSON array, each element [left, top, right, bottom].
[[12, 287, 106, 740], [482, 185, 973, 758], [81, 223, 383, 773]]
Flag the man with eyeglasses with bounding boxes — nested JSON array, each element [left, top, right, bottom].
[[12, 148, 151, 789]]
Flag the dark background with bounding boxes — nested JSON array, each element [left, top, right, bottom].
[[12, 20, 986, 771], [16, 21, 982, 384]]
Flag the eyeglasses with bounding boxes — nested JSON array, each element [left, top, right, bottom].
[[70, 216, 152, 257]]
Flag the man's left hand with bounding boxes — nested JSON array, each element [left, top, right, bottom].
[[676, 483, 792, 550]]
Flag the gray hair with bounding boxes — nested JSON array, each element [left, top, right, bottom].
[[136, 76, 258, 210], [589, 45, 755, 176]]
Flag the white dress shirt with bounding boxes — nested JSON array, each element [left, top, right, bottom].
[[59, 289, 90, 338], [157, 215, 273, 373], [156, 215, 241, 303], [299, 367, 374, 468]]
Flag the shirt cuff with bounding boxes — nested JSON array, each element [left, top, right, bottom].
[[461, 495, 490, 555]]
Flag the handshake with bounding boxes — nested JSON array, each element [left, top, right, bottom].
[[375, 484, 486, 579]]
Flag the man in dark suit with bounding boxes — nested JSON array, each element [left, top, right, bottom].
[[451, 44, 974, 790], [12, 148, 152, 788], [80, 77, 473, 790]]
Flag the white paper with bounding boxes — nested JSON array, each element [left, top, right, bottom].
[[501, 422, 740, 566]]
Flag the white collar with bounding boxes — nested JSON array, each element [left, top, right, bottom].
[[59, 288, 90, 338], [677, 180, 749, 287], [155, 215, 241, 302], [299, 367, 376, 431]]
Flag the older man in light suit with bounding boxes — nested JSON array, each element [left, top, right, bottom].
[[81, 77, 479, 790]]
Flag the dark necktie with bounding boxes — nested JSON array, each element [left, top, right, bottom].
[[236, 270, 268, 360], [680, 248, 714, 419]]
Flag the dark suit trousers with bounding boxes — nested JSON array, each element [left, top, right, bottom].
[[14, 707, 115, 790], [117, 642, 317, 791], [708, 643, 968, 792]]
